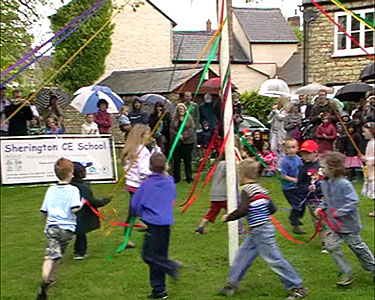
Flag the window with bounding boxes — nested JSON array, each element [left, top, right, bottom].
[[333, 8, 374, 57]]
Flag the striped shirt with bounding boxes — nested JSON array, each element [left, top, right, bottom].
[[226, 183, 272, 228]]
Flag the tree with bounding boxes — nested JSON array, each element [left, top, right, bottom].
[[50, 0, 114, 93], [240, 90, 275, 125]]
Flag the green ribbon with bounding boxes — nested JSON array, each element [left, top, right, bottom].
[[116, 216, 136, 254], [167, 35, 221, 162]]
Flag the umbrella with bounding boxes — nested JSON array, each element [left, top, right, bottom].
[[202, 77, 221, 88], [359, 62, 375, 82], [138, 94, 175, 114], [334, 82, 373, 102], [296, 82, 334, 95], [34, 87, 70, 109], [70, 85, 124, 114], [258, 78, 291, 98]]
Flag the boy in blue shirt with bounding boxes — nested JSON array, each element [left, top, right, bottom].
[[280, 138, 304, 234], [37, 158, 83, 300], [131, 152, 182, 299]]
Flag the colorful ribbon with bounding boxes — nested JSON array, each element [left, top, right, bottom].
[[311, 0, 374, 60], [330, 0, 374, 31], [0, 0, 104, 79]]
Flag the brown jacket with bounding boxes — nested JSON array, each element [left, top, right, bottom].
[[170, 116, 196, 145]]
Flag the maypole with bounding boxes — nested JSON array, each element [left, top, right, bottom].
[[217, 0, 238, 265]]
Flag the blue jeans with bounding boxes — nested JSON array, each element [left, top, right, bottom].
[[228, 222, 302, 290]]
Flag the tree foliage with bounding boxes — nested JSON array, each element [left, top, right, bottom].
[[240, 90, 275, 125], [50, 0, 114, 93], [1, 0, 33, 83]]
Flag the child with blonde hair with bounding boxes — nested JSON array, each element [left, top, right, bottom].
[[315, 152, 375, 286], [121, 124, 152, 247], [221, 158, 307, 300]]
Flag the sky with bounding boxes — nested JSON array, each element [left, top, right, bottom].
[[31, 0, 303, 47]]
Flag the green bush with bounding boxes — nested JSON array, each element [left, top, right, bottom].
[[240, 91, 275, 125]]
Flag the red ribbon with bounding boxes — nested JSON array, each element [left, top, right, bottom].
[[83, 198, 106, 221], [270, 216, 304, 245]]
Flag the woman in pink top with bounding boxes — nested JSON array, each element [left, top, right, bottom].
[[315, 113, 337, 155], [94, 99, 112, 134], [361, 122, 375, 217]]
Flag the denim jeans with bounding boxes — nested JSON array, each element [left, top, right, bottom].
[[283, 189, 305, 226], [227, 222, 302, 290], [325, 229, 375, 275]]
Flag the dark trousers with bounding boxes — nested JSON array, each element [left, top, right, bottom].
[[173, 143, 193, 183], [142, 224, 178, 294], [283, 189, 305, 226], [74, 234, 87, 255]]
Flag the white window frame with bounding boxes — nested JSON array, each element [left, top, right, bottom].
[[332, 8, 375, 57]]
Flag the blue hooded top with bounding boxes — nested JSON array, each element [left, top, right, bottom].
[[130, 173, 176, 225]]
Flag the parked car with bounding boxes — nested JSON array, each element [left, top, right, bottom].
[[238, 115, 269, 135]]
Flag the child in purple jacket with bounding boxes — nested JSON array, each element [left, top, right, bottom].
[[131, 152, 182, 299]]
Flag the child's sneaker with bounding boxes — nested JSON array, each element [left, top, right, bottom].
[[286, 285, 308, 299], [321, 242, 329, 254], [147, 291, 168, 299], [336, 273, 354, 286], [74, 253, 87, 260], [219, 282, 237, 296], [195, 227, 207, 234], [292, 226, 306, 234], [36, 283, 48, 300]]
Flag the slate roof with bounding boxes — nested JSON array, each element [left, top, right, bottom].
[[233, 8, 298, 43], [97, 66, 215, 95], [303, 0, 368, 6], [277, 52, 303, 86], [172, 31, 251, 63]]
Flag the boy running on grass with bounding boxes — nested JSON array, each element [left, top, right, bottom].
[[37, 158, 83, 300], [281, 138, 305, 234], [221, 158, 308, 300], [297, 140, 328, 253], [131, 152, 182, 299]]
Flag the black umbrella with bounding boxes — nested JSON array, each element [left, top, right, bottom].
[[335, 82, 373, 102], [359, 62, 375, 82], [34, 87, 71, 109]]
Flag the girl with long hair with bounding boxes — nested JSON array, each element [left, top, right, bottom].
[[148, 101, 171, 156], [121, 124, 152, 246]]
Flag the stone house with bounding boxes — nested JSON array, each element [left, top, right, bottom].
[[102, 1, 299, 93], [302, 0, 374, 89]]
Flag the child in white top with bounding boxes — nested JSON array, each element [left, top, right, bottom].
[[37, 158, 82, 299], [81, 114, 99, 135]]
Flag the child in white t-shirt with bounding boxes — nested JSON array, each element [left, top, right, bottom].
[[37, 158, 82, 300]]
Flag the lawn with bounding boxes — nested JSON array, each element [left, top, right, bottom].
[[1, 178, 374, 300]]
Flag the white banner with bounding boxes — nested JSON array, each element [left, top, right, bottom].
[[0, 135, 116, 185]]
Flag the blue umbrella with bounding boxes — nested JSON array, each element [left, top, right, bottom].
[[70, 85, 124, 114]]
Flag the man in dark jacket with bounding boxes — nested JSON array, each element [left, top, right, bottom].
[[4, 90, 33, 136], [129, 97, 149, 125], [71, 162, 111, 259]]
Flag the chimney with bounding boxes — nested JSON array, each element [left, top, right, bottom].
[[206, 19, 212, 32], [288, 16, 301, 27]]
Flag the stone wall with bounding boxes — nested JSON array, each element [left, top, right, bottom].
[[305, 0, 374, 86]]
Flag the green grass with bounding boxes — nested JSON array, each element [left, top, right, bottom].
[[1, 178, 374, 300]]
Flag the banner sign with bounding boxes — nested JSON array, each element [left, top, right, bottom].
[[0, 135, 116, 185]]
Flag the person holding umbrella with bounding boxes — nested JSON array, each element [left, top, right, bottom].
[[170, 103, 196, 184], [94, 99, 112, 134]]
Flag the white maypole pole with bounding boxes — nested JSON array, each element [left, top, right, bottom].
[[217, 0, 238, 265]]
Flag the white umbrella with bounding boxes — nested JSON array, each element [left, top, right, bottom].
[[296, 82, 334, 95], [258, 78, 291, 98]]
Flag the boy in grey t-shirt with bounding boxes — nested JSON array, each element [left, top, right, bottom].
[[37, 158, 82, 300]]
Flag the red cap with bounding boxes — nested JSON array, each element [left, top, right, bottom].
[[300, 140, 318, 152]]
